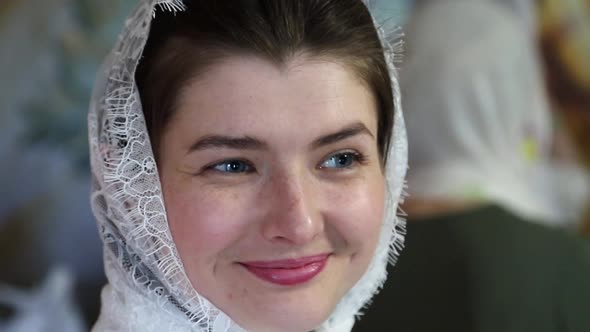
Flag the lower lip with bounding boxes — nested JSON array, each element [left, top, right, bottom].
[[240, 255, 329, 286]]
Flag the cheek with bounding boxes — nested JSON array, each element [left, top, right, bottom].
[[163, 183, 252, 269], [326, 174, 385, 251]]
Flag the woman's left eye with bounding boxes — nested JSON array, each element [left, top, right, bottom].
[[320, 152, 362, 169]]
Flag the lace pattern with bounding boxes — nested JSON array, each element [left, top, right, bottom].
[[88, 1, 407, 331]]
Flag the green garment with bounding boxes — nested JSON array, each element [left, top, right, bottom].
[[353, 205, 590, 332]]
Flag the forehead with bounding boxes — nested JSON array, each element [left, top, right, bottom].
[[172, 54, 378, 140]]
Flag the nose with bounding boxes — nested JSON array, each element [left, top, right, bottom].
[[260, 171, 324, 245]]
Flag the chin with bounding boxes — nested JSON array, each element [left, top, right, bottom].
[[233, 297, 337, 332]]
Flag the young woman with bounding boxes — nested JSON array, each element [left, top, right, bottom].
[[88, 0, 407, 331]]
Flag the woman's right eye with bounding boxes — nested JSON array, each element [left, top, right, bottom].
[[208, 160, 254, 174]]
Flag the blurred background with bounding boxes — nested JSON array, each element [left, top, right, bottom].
[[0, 0, 588, 330]]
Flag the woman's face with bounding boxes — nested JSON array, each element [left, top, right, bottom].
[[159, 55, 386, 332]]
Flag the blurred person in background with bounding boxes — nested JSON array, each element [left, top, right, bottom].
[[353, 1, 590, 331]]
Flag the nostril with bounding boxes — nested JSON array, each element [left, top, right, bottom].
[[269, 234, 291, 244]]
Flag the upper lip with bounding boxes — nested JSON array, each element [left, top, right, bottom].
[[239, 253, 330, 269]]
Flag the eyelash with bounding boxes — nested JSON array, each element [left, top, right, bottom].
[[318, 151, 367, 170], [205, 159, 256, 174], [203, 151, 367, 175]]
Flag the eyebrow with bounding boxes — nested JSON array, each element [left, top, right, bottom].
[[311, 122, 374, 149], [188, 135, 268, 152], [187, 122, 374, 153]]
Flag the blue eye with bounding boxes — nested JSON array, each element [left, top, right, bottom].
[[320, 152, 360, 169], [211, 160, 253, 174]]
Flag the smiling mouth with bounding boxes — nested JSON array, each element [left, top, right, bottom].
[[239, 254, 330, 286]]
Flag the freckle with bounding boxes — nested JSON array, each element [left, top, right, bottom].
[[227, 292, 234, 300]]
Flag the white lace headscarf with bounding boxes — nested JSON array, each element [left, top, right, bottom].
[[402, 0, 565, 223], [88, 1, 407, 331]]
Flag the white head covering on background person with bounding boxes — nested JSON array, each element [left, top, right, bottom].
[[412, 0, 537, 33], [493, 0, 537, 33], [402, 0, 589, 227], [87, 0, 408, 331]]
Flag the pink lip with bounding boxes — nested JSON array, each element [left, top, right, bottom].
[[239, 254, 330, 286]]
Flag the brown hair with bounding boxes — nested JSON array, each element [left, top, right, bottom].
[[136, 0, 394, 164]]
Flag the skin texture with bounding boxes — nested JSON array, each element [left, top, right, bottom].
[[159, 55, 385, 332]]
